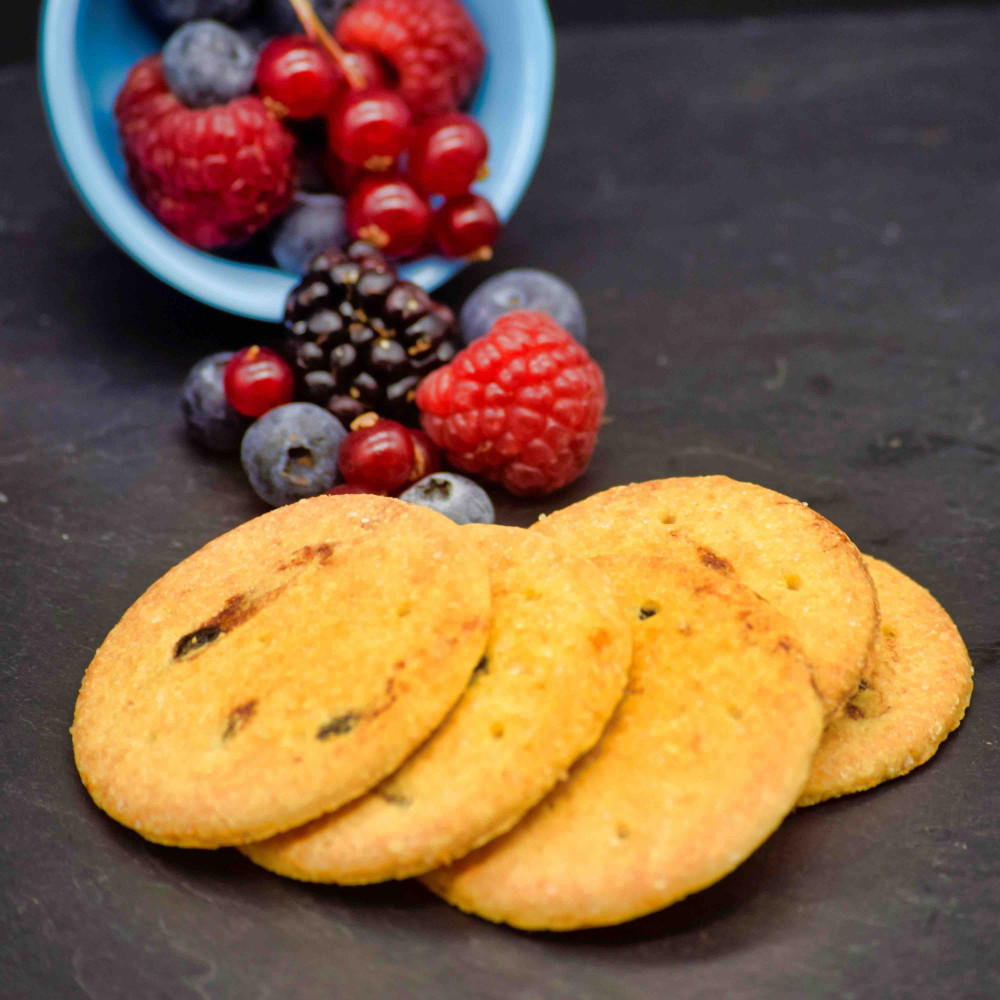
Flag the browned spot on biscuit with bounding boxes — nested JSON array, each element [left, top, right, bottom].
[[590, 627, 613, 648], [697, 547, 734, 575], [173, 588, 287, 661], [317, 712, 361, 739], [277, 542, 336, 572], [845, 703, 865, 721], [223, 699, 258, 740], [777, 637, 792, 653]]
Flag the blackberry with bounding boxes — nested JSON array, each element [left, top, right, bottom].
[[282, 242, 459, 427]]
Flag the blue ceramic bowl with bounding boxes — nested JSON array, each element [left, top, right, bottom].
[[40, 0, 555, 321]]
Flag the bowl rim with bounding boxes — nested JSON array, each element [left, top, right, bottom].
[[39, 0, 555, 322]]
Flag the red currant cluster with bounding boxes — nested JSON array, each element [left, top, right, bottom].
[[258, 36, 499, 260]]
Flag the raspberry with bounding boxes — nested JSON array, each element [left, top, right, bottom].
[[416, 311, 606, 496], [336, 0, 485, 119], [114, 57, 295, 249]]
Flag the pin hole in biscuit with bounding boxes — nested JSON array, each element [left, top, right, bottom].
[[785, 573, 803, 591], [638, 602, 660, 621], [659, 512, 677, 525]]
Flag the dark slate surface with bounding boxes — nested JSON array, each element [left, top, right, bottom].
[[3, 8, 999, 998]]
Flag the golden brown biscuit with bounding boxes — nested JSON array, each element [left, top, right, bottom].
[[532, 476, 879, 719], [799, 555, 973, 806], [242, 524, 632, 883], [423, 544, 824, 931], [72, 495, 490, 848]]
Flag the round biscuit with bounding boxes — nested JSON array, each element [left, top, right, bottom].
[[242, 524, 633, 883], [423, 544, 825, 931], [532, 476, 879, 719], [71, 495, 491, 848], [799, 555, 973, 806]]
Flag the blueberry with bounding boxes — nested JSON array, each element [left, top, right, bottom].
[[162, 20, 257, 109], [241, 403, 347, 507], [263, 0, 349, 35], [135, 0, 253, 32], [180, 352, 251, 452], [272, 193, 348, 274], [459, 269, 587, 345], [399, 473, 495, 525]]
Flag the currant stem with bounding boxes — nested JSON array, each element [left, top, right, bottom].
[[285, 0, 366, 90]]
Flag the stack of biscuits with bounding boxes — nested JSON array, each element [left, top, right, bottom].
[[71, 479, 973, 931]]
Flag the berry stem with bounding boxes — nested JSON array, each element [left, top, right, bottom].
[[285, 0, 366, 90]]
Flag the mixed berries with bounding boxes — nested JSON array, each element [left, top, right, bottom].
[[146, 4, 607, 505], [119, 0, 499, 264], [182, 261, 603, 506]]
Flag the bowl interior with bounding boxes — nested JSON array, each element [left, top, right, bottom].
[[41, 0, 555, 322]]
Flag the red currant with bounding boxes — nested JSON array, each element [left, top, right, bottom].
[[339, 417, 416, 492], [223, 346, 295, 417], [342, 48, 391, 92], [409, 113, 489, 197], [347, 177, 431, 258], [256, 37, 342, 120], [328, 89, 411, 171], [404, 428, 442, 488], [324, 149, 392, 196], [432, 194, 501, 259]]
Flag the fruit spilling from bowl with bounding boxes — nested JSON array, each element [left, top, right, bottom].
[[181, 255, 604, 502], [117, 0, 500, 268]]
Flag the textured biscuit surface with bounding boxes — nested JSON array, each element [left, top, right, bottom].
[[799, 556, 973, 806], [72, 495, 491, 848], [533, 476, 878, 719], [424, 545, 824, 931], [242, 524, 633, 883]]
